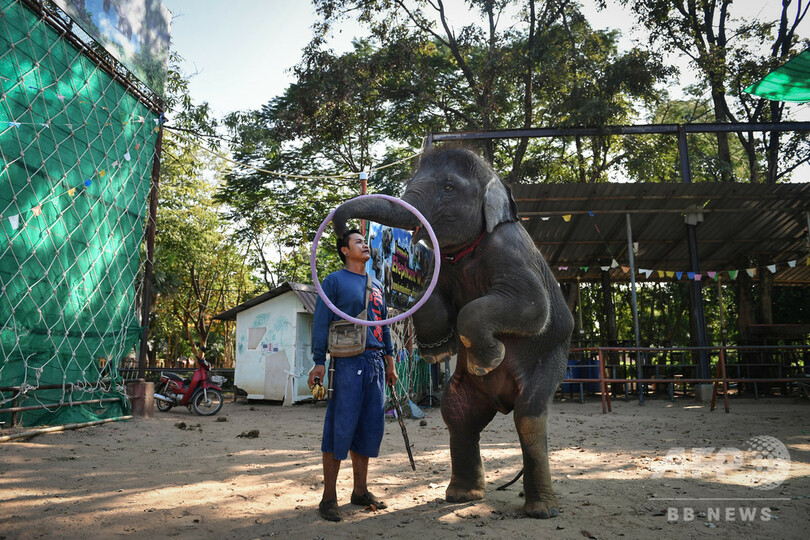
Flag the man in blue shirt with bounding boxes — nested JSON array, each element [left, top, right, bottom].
[[308, 229, 397, 522]]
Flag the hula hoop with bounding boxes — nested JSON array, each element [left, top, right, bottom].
[[310, 194, 441, 326]]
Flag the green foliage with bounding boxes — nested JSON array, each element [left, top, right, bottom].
[[148, 54, 260, 367]]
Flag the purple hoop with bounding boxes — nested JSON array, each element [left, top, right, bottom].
[[310, 194, 441, 326]]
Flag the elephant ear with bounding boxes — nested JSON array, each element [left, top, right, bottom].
[[483, 177, 519, 233]]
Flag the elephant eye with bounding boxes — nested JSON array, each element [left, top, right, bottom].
[[443, 182, 454, 192]]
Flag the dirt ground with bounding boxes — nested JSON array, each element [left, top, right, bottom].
[[1, 395, 809, 540]]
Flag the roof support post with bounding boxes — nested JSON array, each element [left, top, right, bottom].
[[679, 126, 711, 381], [626, 214, 643, 403], [424, 133, 434, 151]]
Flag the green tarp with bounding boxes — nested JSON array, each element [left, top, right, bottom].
[[745, 50, 810, 103], [0, 0, 158, 426]]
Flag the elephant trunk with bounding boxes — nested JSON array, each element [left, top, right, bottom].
[[332, 196, 423, 238]]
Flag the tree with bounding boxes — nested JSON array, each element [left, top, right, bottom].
[[612, 0, 810, 183], [149, 54, 261, 367]]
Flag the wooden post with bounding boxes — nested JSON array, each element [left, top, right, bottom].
[[136, 118, 164, 379]]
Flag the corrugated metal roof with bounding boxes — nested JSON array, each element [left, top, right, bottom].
[[512, 182, 810, 285], [213, 282, 318, 321]]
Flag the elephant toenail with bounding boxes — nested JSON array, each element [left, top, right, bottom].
[[474, 366, 488, 376]]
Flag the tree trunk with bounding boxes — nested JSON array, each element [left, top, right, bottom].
[[600, 269, 617, 345], [560, 283, 578, 320], [737, 268, 756, 342], [711, 92, 734, 182], [758, 259, 774, 325]]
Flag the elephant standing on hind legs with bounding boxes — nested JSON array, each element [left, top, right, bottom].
[[332, 148, 574, 518]]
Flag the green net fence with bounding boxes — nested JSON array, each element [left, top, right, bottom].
[[0, 0, 158, 426]]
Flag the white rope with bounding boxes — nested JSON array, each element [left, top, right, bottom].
[[166, 126, 422, 182]]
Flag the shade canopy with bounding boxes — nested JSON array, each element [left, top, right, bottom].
[[512, 182, 810, 285], [745, 50, 810, 103]]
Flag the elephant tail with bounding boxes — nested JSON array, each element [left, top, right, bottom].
[[495, 468, 524, 491]]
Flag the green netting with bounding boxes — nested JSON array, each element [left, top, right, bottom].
[[0, 0, 158, 426], [745, 50, 810, 103]]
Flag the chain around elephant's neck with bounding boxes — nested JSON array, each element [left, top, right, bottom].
[[443, 231, 486, 264]]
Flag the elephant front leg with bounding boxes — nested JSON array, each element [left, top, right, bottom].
[[457, 286, 548, 376], [441, 370, 496, 502], [413, 290, 456, 364], [514, 412, 558, 519]]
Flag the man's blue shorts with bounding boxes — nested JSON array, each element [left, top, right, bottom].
[[321, 349, 385, 460]]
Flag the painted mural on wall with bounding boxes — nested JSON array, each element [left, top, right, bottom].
[[365, 222, 434, 311], [237, 311, 293, 358]]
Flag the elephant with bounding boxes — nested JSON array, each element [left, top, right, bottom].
[[331, 147, 574, 519]]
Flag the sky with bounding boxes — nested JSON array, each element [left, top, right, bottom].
[[162, 0, 809, 122]]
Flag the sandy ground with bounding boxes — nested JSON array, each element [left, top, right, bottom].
[[1, 395, 809, 540]]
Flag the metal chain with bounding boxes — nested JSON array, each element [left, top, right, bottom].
[[415, 329, 455, 350]]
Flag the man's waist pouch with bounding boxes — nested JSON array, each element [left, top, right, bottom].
[[328, 317, 367, 357]]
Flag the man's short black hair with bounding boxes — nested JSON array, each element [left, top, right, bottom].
[[337, 229, 363, 264]]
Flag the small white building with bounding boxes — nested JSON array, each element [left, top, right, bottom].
[[214, 282, 317, 405]]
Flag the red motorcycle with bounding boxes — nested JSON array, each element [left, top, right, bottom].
[[154, 352, 225, 416]]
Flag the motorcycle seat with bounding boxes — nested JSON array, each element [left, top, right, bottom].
[[164, 372, 189, 384]]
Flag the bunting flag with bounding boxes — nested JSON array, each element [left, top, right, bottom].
[[123, 152, 131, 162], [550, 208, 807, 281], [99, 170, 106, 177], [558, 266, 568, 271], [8, 214, 19, 229], [31, 206, 41, 216], [84, 179, 92, 187]]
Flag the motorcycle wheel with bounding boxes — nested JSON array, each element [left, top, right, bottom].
[[156, 382, 173, 412], [191, 388, 223, 416]]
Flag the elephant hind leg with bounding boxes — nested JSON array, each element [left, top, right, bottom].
[[441, 371, 496, 502], [514, 411, 558, 519]]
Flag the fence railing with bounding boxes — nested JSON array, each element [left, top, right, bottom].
[[0, 369, 237, 427], [562, 345, 809, 413]]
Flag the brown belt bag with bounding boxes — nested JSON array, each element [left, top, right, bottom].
[[327, 274, 372, 358]]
